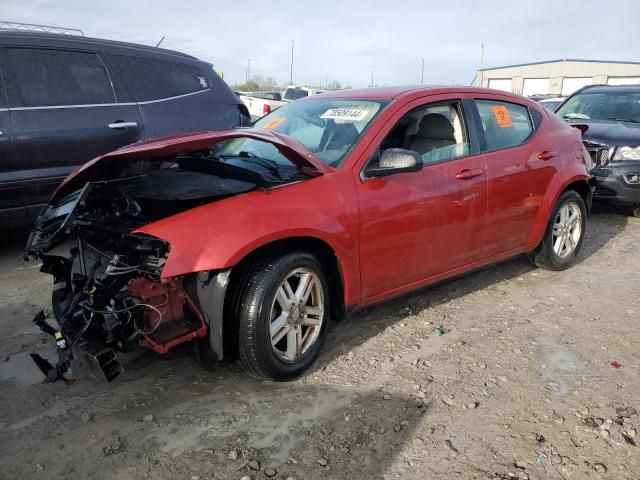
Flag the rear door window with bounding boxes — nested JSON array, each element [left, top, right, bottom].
[[4, 48, 115, 107], [475, 100, 533, 151], [106, 55, 209, 102]]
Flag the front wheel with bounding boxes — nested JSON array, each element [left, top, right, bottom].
[[528, 190, 587, 270], [237, 252, 330, 380]]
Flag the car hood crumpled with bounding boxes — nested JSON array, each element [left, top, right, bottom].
[[51, 128, 334, 202]]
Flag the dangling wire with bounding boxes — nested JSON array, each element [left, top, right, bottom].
[[133, 303, 164, 335]]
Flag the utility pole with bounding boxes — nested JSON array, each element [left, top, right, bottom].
[[246, 58, 251, 84], [478, 44, 485, 87], [290, 40, 294, 85], [420, 58, 424, 84], [370, 70, 374, 87]]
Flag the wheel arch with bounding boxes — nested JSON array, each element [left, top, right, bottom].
[[221, 236, 348, 360], [562, 179, 593, 213], [526, 172, 593, 247]]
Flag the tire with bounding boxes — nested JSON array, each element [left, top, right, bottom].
[[632, 206, 640, 218], [528, 190, 587, 270], [237, 252, 330, 380]]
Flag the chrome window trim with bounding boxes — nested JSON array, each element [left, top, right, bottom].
[[6, 88, 210, 111], [136, 88, 209, 105]]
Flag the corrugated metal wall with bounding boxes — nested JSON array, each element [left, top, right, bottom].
[[475, 60, 640, 96]]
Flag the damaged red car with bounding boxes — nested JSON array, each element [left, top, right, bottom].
[[26, 86, 594, 383]]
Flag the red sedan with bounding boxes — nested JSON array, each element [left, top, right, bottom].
[[27, 86, 594, 382]]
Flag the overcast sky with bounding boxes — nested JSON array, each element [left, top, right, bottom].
[[3, 0, 640, 88]]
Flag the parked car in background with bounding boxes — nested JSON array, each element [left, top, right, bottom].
[[27, 86, 593, 383], [283, 86, 326, 101], [556, 84, 640, 217], [240, 86, 328, 120], [538, 97, 565, 112], [248, 91, 283, 101], [0, 31, 249, 228], [239, 91, 287, 119]]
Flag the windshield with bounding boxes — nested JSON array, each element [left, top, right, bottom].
[[216, 99, 386, 167], [556, 91, 640, 122]]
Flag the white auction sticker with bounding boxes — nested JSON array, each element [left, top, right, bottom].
[[320, 108, 369, 121]]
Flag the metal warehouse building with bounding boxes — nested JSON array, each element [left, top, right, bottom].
[[475, 59, 640, 97]]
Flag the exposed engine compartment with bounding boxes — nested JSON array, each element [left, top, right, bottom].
[[26, 160, 259, 383]]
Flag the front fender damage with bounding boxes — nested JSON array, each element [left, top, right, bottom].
[[24, 128, 324, 383]]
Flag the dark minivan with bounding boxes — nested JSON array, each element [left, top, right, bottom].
[[0, 31, 249, 227], [556, 84, 640, 217]]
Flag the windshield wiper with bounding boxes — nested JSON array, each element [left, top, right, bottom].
[[220, 152, 286, 181], [607, 117, 640, 124]]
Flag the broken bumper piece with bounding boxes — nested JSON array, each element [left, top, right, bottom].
[[77, 341, 123, 382]]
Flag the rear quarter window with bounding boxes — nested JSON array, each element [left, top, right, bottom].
[[475, 100, 535, 151], [106, 55, 209, 102]]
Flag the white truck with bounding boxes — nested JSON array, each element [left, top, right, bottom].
[[240, 86, 327, 120]]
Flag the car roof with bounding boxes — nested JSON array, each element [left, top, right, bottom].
[[0, 31, 197, 61], [579, 84, 640, 94], [309, 85, 531, 102]]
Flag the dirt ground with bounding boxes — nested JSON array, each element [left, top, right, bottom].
[[0, 205, 638, 480]]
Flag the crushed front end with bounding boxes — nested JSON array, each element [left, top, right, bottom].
[[25, 176, 225, 383], [23, 128, 326, 383]]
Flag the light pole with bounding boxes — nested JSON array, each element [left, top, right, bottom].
[[370, 70, 374, 87], [420, 58, 424, 84], [478, 44, 485, 87], [246, 58, 251, 84], [290, 40, 294, 85]]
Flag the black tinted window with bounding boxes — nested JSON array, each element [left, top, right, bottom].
[[107, 55, 209, 101], [284, 88, 308, 101], [5, 48, 115, 107]]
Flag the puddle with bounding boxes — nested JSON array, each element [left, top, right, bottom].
[[538, 340, 591, 400], [0, 349, 54, 387], [149, 384, 355, 466]]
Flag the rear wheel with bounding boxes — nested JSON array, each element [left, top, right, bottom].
[[632, 206, 640, 218], [528, 190, 587, 270], [237, 252, 329, 380]]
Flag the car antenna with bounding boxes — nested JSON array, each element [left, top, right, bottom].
[[155, 36, 165, 48]]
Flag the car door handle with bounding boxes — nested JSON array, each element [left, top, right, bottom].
[[108, 121, 138, 130], [455, 168, 483, 180], [538, 150, 557, 161]]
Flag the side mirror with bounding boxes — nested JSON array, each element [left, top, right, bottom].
[[365, 148, 423, 178]]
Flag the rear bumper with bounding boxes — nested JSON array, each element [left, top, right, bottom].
[[592, 161, 640, 206]]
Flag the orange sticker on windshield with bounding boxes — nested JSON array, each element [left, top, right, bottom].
[[492, 105, 512, 128], [263, 117, 286, 130]]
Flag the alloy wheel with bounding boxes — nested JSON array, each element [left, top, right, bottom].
[[269, 268, 324, 363], [552, 201, 582, 258]]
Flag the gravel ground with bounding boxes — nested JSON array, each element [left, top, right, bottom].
[[0, 206, 638, 480]]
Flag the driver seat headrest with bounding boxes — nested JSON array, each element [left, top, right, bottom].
[[418, 113, 455, 140]]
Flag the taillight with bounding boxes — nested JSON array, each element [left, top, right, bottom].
[[263, 104, 271, 116]]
